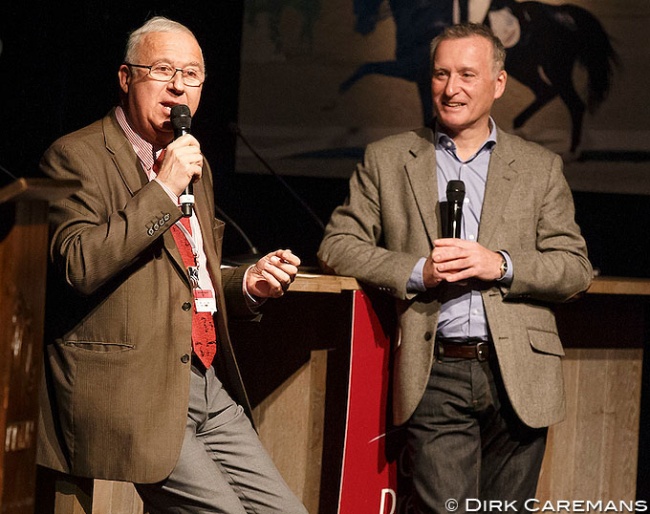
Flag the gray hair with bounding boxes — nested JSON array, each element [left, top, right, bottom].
[[430, 23, 506, 78], [123, 16, 203, 65]]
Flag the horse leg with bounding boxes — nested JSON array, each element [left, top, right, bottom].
[[557, 85, 586, 153], [512, 78, 557, 129]]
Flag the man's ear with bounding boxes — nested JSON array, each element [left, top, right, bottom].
[[118, 65, 130, 95], [494, 69, 507, 100]]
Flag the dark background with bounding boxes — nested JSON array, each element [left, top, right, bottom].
[[0, 0, 347, 268], [1, 1, 648, 273], [1, 1, 648, 499]]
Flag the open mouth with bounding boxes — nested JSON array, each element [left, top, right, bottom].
[[161, 103, 183, 116]]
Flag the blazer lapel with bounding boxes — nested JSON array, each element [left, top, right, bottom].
[[478, 132, 518, 247], [103, 111, 149, 195], [404, 129, 442, 246], [102, 110, 189, 278]]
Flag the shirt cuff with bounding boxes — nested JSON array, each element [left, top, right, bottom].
[[407, 257, 428, 293], [243, 265, 266, 310]]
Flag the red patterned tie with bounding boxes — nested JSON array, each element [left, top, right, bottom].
[[154, 150, 217, 368]]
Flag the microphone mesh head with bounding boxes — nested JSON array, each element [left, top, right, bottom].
[[170, 105, 192, 131], [446, 180, 466, 202]]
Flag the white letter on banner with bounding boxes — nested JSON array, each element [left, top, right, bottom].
[[379, 488, 397, 514]]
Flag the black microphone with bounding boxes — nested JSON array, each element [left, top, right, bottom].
[[446, 180, 465, 238], [170, 105, 194, 217]]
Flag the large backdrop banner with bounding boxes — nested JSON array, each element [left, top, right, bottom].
[[236, 0, 650, 194]]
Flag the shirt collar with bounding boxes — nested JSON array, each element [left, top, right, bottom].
[[115, 106, 160, 177], [434, 118, 498, 156]]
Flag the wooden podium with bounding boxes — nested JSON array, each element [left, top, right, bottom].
[[40, 274, 650, 513], [236, 275, 650, 512], [0, 178, 79, 514]]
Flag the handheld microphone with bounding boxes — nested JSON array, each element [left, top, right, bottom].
[[446, 180, 465, 238], [170, 105, 194, 217]]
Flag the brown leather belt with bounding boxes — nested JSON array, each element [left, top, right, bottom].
[[435, 339, 490, 362]]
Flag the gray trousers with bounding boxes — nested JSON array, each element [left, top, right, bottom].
[[407, 351, 548, 514], [135, 363, 308, 514]]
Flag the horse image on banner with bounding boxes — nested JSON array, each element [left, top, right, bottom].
[[340, 0, 619, 153]]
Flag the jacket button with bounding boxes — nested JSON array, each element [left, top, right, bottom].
[[182, 302, 192, 311], [180, 354, 190, 364], [424, 331, 433, 341]]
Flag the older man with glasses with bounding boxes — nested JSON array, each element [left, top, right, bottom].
[[37, 16, 307, 514]]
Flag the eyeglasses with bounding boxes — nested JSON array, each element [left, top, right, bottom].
[[124, 62, 205, 87]]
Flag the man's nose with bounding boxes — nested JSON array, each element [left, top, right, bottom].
[[168, 70, 186, 92], [445, 75, 458, 96]]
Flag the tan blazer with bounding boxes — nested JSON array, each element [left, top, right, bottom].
[[318, 126, 593, 428], [38, 109, 255, 483]]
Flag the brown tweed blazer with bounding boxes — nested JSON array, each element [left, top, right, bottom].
[[37, 109, 255, 483], [318, 126, 592, 428]]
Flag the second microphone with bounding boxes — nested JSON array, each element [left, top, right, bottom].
[[446, 180, 465, 239]]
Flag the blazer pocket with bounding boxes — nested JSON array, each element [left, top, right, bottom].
[[527, 328, 565, 357], [63, 340, 134, 353]]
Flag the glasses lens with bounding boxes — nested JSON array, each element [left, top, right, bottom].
[[182, 68, 204, 87], [149, 63, 175, 81], [149, 63, 203, 86]]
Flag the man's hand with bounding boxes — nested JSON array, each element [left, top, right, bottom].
[[422, 238, 503, 288], [246, 249, 301, 298], [155, 134, 204, 196]]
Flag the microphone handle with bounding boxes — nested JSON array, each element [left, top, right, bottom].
[[180, 183, 194, 217], [447, 200, 463, 238], [174, 127, 195, 218]]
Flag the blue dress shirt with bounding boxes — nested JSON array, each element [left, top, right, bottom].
[[407, 120, 513, 341]]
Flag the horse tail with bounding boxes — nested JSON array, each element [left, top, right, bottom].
[[564, 5, 620, 113]]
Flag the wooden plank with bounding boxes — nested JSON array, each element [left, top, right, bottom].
[[537, 348, 642, 503], [253, 350, 328, 509], [1, 201, 50, 513], [600, 348, 642, 500], [303, 350, 327, 514], [92, 481, 142, 514], [587, 276, 650, 296], [572, 350, 608, 498], [288, 273, 650, 297], [290, 274, 360, 294], [537, 349, 582, 500], [54, 476, 93, 514]]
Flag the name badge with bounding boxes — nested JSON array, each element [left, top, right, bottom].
[[194, 289, 217, 313]]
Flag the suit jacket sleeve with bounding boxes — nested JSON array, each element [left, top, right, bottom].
[[318, 133, 428, 300], [489, 142, 593, 302], [41, 132, 184, 296]]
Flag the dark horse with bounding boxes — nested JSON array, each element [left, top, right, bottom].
[[340, 0, 465, 124], [341, 0, 618, 152]]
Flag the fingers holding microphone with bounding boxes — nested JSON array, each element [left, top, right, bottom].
[[156, 135, 204, 197]]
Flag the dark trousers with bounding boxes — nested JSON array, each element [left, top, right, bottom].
[[407, 351, 547, 514]]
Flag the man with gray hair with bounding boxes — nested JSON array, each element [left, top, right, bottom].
[[38, 16, 307, 513], [319, 23, 592, 513]]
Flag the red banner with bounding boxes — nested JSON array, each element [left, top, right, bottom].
[[337, 291, 413, 514]]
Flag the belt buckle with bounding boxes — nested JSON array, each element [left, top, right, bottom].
[[476, 341, 488, 362]]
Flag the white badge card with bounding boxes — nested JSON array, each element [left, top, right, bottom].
[[194, 289, 217, 313]]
